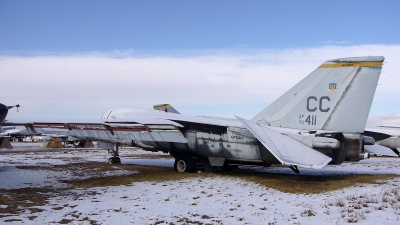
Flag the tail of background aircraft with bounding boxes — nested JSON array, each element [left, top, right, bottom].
[[0, 103, 9, 124], [252, 56, 385, 133], [0, 104, 20, 124], [0, 103, 19, 149], [153, 104, 180, 114]]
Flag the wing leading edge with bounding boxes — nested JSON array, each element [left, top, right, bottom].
[[5, 118, 188, 144], [236, 117, 332, 169]]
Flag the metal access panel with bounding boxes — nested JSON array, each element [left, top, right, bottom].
[[97, 141, 114, 150]]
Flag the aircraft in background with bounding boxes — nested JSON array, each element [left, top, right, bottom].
[[153, 104, 180, 114], [4, 56, 389, 173], [0, 125, 40, 140], [0, 104, 89, 147], [0, 104, 19, 124], [364, 125, 400, 156], [0, 104, 20, 148]]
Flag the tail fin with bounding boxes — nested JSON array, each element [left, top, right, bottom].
[[252, 56, 384, 133], [153, 104, 180, 114], [0, 104, 20, 124], [0, 103, 8, 124]]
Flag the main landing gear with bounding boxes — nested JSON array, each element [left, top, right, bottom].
[[108, 144, 121, 164], [174, 154, 196, 173]]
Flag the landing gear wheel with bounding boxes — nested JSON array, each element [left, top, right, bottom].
[[174, 154, 196, 173], [223, 164, 239, 171], [107, 144, 121, 164], [108, 157, 121, 164]]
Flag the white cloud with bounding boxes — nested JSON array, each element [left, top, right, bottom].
[[367, 114, 400, 126], [1, 45, 400, 122]]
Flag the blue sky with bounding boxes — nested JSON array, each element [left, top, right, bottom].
[[1, 1, 399, 52], [1, 0, 400, 124]]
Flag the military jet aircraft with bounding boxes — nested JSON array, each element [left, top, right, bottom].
[[0, 125, 39, 140], [3, 56, 386, 173], [0, 104, 19, 124]]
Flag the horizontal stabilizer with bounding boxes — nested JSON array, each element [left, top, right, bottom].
[[236, 117, 332, 169], [364, 145, 398, 157], [362, 130, 391, 142]]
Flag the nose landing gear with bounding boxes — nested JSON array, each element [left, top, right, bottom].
[[108, 144, 121, 164]]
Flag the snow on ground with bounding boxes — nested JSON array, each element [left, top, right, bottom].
[[0, 143, 157, 189], [1, 142, 400, 224]]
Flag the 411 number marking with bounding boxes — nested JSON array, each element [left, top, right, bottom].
[[299, 115, 317, 125]]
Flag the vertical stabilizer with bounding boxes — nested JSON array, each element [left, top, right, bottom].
[[252, 56, 384, 133], [0, 103, 8, 124], [153, 104, 180, 114]]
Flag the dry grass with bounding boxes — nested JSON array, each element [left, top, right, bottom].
[[0, 188, 50, 217], [221, 169, 399, 194], [53, 162, 400, 194], [64, 163, 215, 187]]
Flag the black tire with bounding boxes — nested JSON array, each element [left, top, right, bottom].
[[108, 157, 121, 164], [223, 164, 239, 171], [174, 154, 196, 173]]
